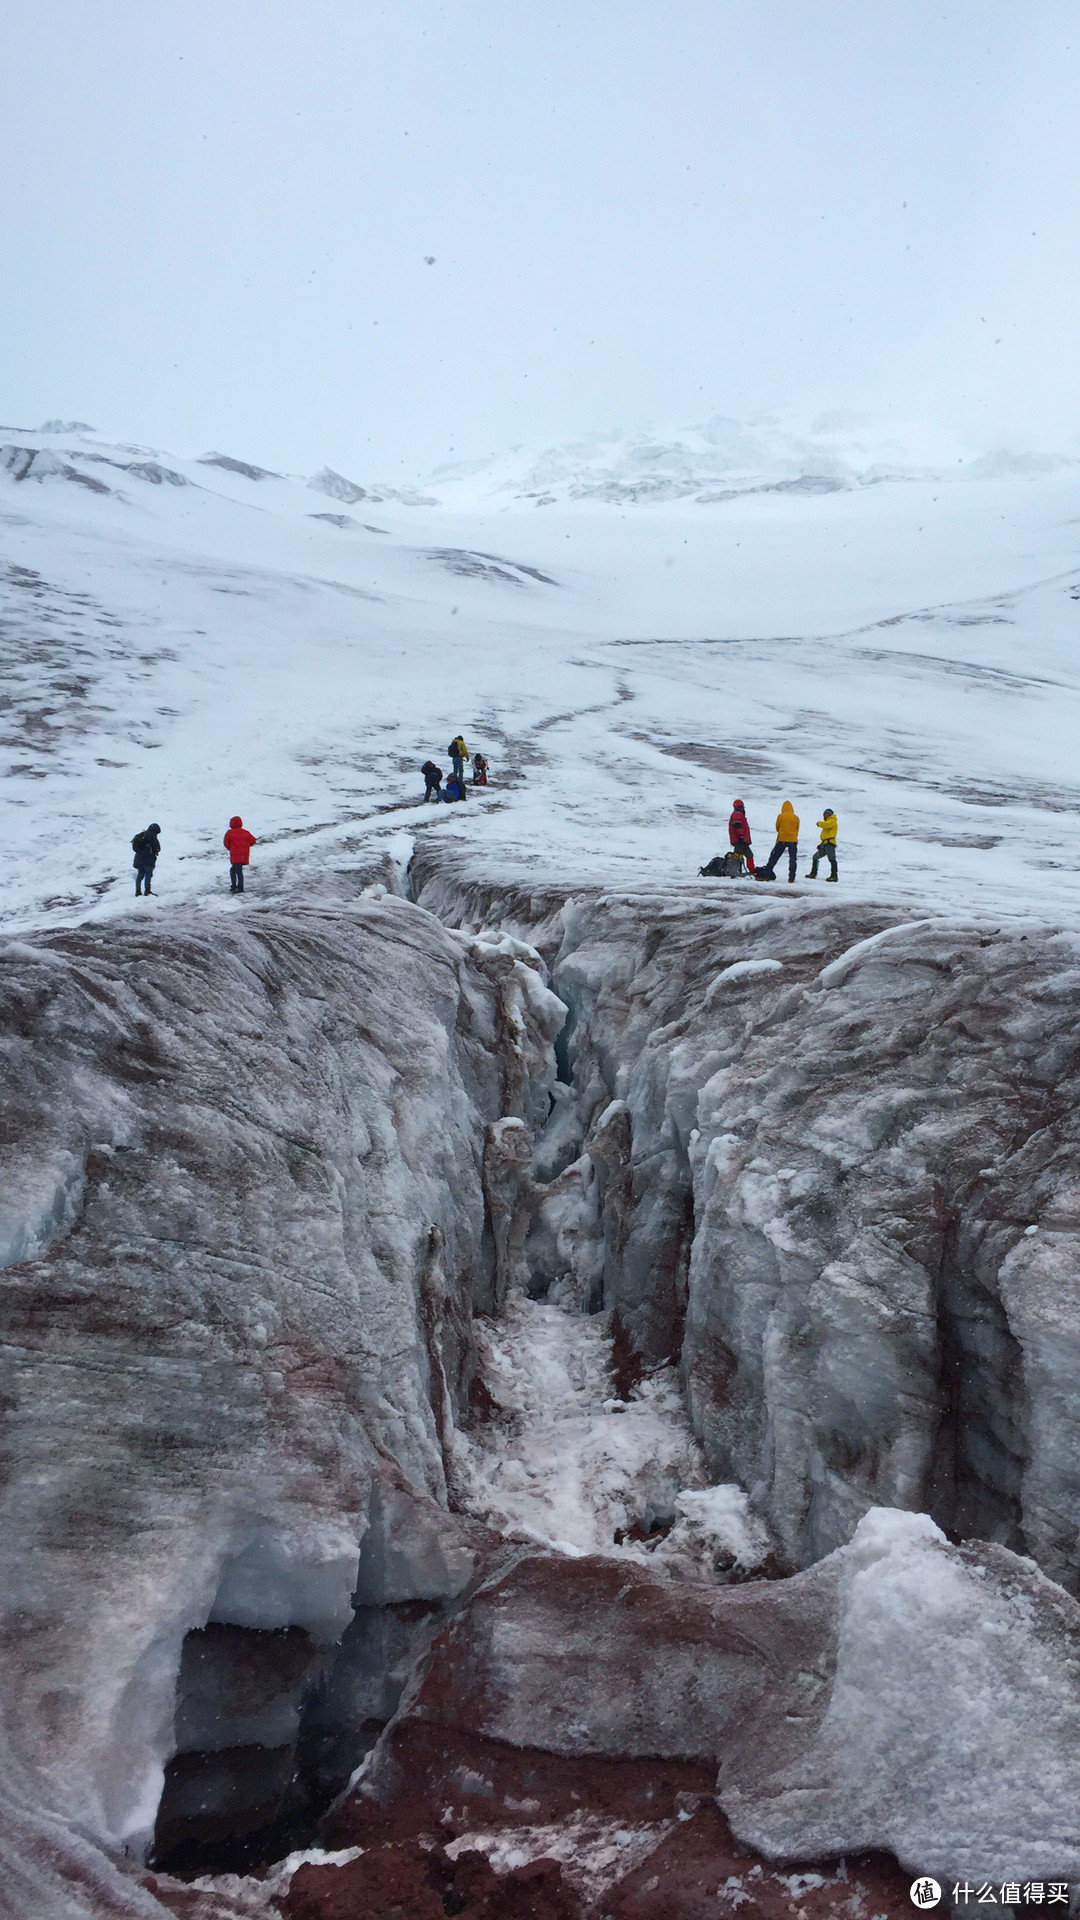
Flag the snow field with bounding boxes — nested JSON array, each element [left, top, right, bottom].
[[1, 420, 1079, 936]]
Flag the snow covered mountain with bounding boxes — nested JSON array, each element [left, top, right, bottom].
[[426, 411, 1075, 508]]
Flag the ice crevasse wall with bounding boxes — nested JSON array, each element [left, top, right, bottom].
[[411, 845, 1080, 1587], [0, 885, 566, 1906], [4, 845, 1080, 1909]]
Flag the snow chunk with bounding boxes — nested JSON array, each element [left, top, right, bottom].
[[726, 1506, 1080, 1881], [818, 922, 931, 988], [843, 1504, 947, 1568], [709, 958, 783, 993], [665, 1484, 773, 1573]]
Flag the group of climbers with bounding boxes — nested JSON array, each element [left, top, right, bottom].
[[130, 815, 256, 898], [700, 799, 838, 882], [129, 727, 492, 901], [420, 734, 489, 804], [129, 729, 491, 901], [130, 751, 836, 909]]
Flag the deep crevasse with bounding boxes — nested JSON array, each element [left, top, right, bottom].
[[9, 853, 1080, 1911]]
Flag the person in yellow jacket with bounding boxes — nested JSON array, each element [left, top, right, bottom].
[[448, 734, 470, 784], [808, 808, 838, 880], [757, 800, 800, 882]]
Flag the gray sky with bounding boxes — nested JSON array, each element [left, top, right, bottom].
[[2, 2, 1078, 476]]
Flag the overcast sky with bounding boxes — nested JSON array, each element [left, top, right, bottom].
[[2, 2, 1078, 477]]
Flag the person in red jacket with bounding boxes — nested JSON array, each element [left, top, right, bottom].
[[728, 798, 756, 875], [223, 815, 257, 893]]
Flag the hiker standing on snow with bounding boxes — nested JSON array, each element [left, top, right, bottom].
[[448, 734, 469, 784], [223, 815, 257, 893], [807, 809, 839, 881], [421, 760, 443, 802], [131, 823, 161, 897], [728, 799, 756, 875], [758, 801, 800, 883]]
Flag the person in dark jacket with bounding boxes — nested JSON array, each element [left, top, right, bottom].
[[131, 823, 161, 896], [223, 815, 257, 892], [421, 760, 443, 802], [728, 800, 756, 875]]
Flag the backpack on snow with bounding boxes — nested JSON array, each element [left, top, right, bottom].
[[699, 851, 749, 878]]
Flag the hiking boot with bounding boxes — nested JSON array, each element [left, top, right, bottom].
[[825, 874, 838, 882]]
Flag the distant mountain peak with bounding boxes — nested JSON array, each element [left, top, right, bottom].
[[308, 466, 368, 505], [199, 453, 282, 481]]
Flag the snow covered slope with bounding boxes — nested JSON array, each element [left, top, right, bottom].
[[1, 417, 1079, 931]]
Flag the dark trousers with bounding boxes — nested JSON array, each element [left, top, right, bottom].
[[763, 839, 798, 880], [135, 863, 155, 894], [424, 779, 440, 801], [230, 864, 245, 892], [810, 843, 838, 878]]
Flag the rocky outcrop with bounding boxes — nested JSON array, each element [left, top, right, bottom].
[[325, 1509, 1080, 1889], [0, 891, 563, 1915]]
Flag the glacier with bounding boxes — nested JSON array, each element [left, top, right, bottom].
[[1, 418, 1080, 1914]]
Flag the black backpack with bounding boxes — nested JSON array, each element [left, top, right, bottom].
[[699, 852, 749, 878]]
